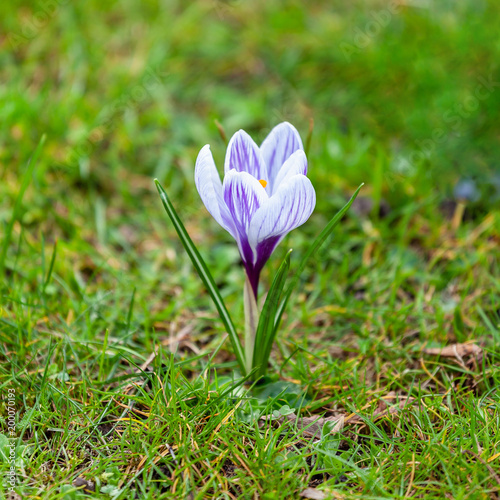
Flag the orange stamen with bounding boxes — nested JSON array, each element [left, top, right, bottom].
[[259, 179, 268, 188]]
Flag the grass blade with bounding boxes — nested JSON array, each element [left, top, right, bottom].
[[154, 179, 246, 374], [253, 249, 292, 378], [243, 274, 259, 374], [0, 135, 46, 277], [43, 239, 58, 293], [274, 183, 364, 330]]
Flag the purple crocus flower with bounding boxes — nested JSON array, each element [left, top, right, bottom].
[[195, 122, 316, 298]]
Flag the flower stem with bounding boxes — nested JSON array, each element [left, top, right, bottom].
[[243, 274, 259, 374]]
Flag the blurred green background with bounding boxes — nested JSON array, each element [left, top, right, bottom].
[[2, 0, 499, 205]]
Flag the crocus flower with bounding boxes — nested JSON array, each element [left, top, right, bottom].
[[195, 122, 316, 298]]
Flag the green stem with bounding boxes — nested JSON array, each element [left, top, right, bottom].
[[243, 274, 259, 374]]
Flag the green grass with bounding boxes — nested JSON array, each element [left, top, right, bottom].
[[1, 0, 500, 498]]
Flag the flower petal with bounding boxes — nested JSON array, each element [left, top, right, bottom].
[[260, 122, 304, 192], [271, 149, 308, 195], [195, 145, 236, 238], [248, 174, 316, 262], [223, 170, 268, 264], [224, 130, 267, 180]]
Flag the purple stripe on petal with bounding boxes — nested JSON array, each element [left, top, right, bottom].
[[248, 174, 316, 262], [272, 150, 307, 195], [223, 170, 268, 266], [224, 130, 267, 179], [254, 235, 281, 274], [243, 234, 281, 298], [260, 122, 304, 192]]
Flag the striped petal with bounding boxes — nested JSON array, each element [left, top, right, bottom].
[[223, 170, 268, 264], [260, 122, 304, 193], [272, 149, 308, 195], [224, 130, 267, 180], [195, 145, 236, 238], [248, 174, 316, 263]]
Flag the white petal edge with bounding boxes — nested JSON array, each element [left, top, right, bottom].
[[248, 174, 316, 252], [224, 130, 267, 180], [260, 122, 304, 191], [195, 145, 236, 238], [272, 149, 308, 195]]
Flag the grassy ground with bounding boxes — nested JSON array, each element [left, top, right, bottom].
[[1, 0, 500, 498]]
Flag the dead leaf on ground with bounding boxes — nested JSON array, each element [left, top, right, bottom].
[[422, 343, 482, 358], [422, 343, 483, 368], [261, 413, 344, 438], [300, 487, 327, 499]]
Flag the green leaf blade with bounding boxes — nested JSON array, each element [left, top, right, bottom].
[[154, 179, 246, 375], [274, 183, 364, 331], [253, 249, 292, 378]]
